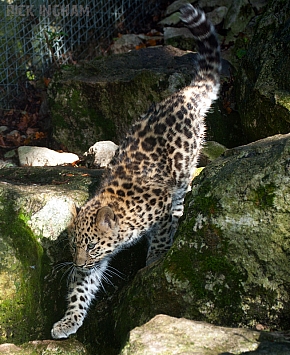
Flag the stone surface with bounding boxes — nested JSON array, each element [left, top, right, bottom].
[[28, 197, 76, 240], [207, 6, 229, 25], [18, 146, 79, 167], [163, 27, 195, 50], [111, 34, 143, 54], [1, 133, 290, 354], [236, 0, 290, 141], [158, 12, 181, 26], [0, 166, 102, 345], [0, 339, 88, 354], [93, 133, 290, 354], [48, 46, 198, 154], [83, 140, 118, 168], [121, 315, 290, 355], [0, 343, 22, 353], [202, 141, 227, 161], [48, 46, 245, 155], [121, 314, 260, 355], [165, 0, 189, 15]]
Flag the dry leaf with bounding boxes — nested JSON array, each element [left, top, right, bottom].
[[135, 43, 146, 50], [146, 39, 157, 46], [43, 77, 51, 87], [35, 132, 46, 140]]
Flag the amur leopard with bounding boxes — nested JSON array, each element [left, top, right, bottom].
[[51, 3, 221, 339]]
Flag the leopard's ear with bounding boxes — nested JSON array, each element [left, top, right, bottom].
[[96, 206, 115, 231], [70, 202, 78, 219], [67, 202, 78, 234]]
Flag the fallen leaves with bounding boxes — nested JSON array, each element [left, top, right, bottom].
[[0, 103, 47, 148]]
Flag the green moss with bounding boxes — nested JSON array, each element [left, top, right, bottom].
[[161, 179, 248, 325], [165, 37, 195, 51], [164, 220, 246, 325], [19, 338, 88, 354], [275, 90, 290, 111], [202, 142, 227, 161], [51, 83, 119, 152], [0, 198, 43, 344], [248, 183, 276, 209]]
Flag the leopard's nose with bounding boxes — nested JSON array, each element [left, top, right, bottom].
[[74, 248, 87, 267]]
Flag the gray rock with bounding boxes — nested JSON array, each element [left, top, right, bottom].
[[107, 134, 290, 350], [165, 0, 191, 15], [249, 0, 269, 11], [0, 339, 88, 354], [4, 149, 16, 159], [18, 146, 79, 167], [83, 140, 118, 168], [202, 140, 227, 161], [48, 46, 200, 154], [207, 6, 229, 25], [163, 27, 194, 40], [0, 343, 22, 353], [121, 314, 260, 355], [0, 126, 8, 133], [111, 34, 143, 54], [122, 315, 290, 355], [28, 197, 76, 240], [236, 0, 290, 141], [198, 0, 234, 7], [158, 11, 181, 26], [224, 0, 250, 29], [163, 27, 195, 50], [0, 166, 102, 346]]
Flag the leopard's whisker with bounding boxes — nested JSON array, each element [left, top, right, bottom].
[[53, 261, 73, 273], [60, 263, 74, 284], [106, 265, 124, 279]]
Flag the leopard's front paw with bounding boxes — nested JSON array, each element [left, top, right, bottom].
[[51, 318, 81, 339]]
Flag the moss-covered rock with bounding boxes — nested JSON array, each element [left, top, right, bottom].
[[48, 46, 195, 155], [236, 0, 290, 141], [48, 46, 246, 154], [0, 166, 102, 349], [0, 339, 88, 354], [85, 133, 290, 354], [2, 134, 290, 354]]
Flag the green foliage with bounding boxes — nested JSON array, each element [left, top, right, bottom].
[[236, 48, 247, 59]]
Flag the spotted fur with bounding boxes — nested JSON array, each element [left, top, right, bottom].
[[51, 3, 221, 339]]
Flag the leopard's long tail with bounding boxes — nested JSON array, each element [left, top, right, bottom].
[[180, 4, 221, 111]]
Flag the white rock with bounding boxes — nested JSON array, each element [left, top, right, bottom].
[[18, 146, 79, 167], [84, 141, 118, 168], [28, 197, 76, 239]]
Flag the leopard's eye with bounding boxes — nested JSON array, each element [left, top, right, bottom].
[[87, 242, 96, 251]]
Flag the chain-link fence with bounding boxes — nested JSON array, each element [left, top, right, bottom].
[[0, 0, 159, 109]]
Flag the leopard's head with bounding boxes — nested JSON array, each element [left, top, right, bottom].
[[69, 206, 119, 269]]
